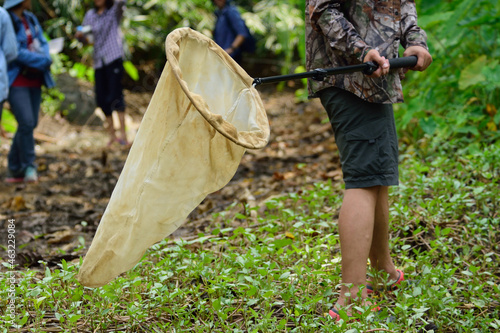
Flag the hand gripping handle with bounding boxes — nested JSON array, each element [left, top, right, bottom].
[[363, 55, 418, 75]]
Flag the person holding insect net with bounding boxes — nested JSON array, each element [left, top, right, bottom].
[[305, 0, 432, 321], [75, 0, 128, 147]]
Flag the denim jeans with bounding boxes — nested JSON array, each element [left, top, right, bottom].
[[7, 86, 42, 174]]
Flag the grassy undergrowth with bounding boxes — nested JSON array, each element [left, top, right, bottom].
[[1, 139, 499, 333]]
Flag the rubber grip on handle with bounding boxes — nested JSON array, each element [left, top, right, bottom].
[[388, 55, 418, 69]]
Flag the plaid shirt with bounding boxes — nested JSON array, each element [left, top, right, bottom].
[[83, 0, 126, 68], [306, 0, 428, 103]]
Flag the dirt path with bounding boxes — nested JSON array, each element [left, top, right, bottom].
[[0, 88, 341, 268]]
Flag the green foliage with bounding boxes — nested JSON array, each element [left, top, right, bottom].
[[1, 140, 498, 331], [38, 0, 87, 38], [293, 65, 309, 102], [396, 0, 500, 146], [123, 60, 140, 81], [41, 87, 65, 117], [123, 0, 215, 60], [68, 62, 95, 83], [39, 0, 305, 68], [35, 0, 308, 118], [250, 0, 306, 68], [122, 0, 307, 69], [0, 110, 17, 133]]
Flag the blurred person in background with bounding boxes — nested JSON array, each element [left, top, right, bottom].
[[4, 0, 54, 183], [76, 0, 129, 147], [0, 5, 18, 138], [212, 0, 250, 64]]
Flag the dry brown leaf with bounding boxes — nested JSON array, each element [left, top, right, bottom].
[[46, 229, 75, 244], [11, 195, 27, 211]]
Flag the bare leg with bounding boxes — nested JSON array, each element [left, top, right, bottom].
[[336, 186, 379, 311], [369, 186, 398, 280], [117, 111, 128, 144], [106, 115, 117, 146]]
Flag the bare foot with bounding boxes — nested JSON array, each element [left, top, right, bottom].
[[107, 137, 118, 147]]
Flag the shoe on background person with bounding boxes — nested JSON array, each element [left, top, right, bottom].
[[5, 165, 38, 183], [5, 169, 24, 183], [23, 165, 38, 183]]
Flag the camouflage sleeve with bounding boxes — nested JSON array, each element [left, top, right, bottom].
[[308, 0, 372, 63], [401, 0, 428, 50]]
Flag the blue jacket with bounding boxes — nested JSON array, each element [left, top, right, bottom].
[[0, 7, 18, 101], [213, 2, 249, 60], [7, 10, 54, 88]]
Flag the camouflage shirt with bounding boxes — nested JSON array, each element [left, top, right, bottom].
[[306, 0, 428, 103]]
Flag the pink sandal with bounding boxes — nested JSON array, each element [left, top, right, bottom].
[[328, 304, 381, 321], [367, 269, 405, 294]]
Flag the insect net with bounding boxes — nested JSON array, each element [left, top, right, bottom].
[[78, 28, 269, 287]]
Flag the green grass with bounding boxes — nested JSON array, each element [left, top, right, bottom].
[[1, 139, 499, 332]]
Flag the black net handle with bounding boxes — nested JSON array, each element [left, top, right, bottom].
[[253, 55, 418, 87]]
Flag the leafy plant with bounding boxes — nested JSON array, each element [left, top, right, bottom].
[[41, 87, 66, 117], [395, 0, 500, 147], [0, 109, 17, 133]]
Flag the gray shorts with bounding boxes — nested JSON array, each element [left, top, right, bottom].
[[318, 87, 399, 189]]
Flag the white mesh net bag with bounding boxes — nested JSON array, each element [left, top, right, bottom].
[[78, 28, 269, 287]]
